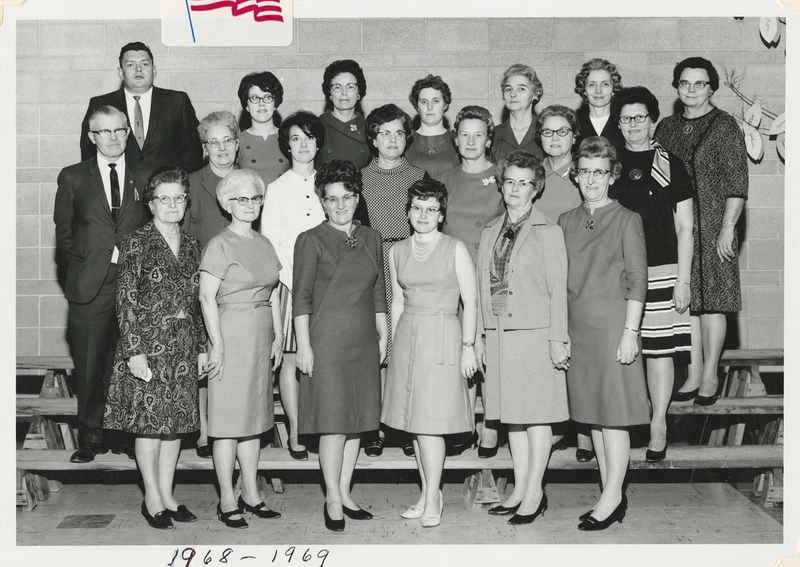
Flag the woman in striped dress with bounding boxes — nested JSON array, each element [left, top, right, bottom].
[[612, 87, 694, 462]]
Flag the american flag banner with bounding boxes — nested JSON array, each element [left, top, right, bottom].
[[190, 0, 284, 23]]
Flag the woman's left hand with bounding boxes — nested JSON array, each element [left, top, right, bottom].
[[716, 224, 736, 262], [616, 329, 640, 365], [197, 353, 208, 379], [549, 341, 570, 370], [271, 333, 284, 371], [461, 346, 478, 380], [378, 334, 388, 366], [673, 280, 690, 314]]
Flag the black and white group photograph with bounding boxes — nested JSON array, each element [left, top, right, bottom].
[[4, 1, 795, 566]]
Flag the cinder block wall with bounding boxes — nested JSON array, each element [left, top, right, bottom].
[[16, 17, 785, 356]]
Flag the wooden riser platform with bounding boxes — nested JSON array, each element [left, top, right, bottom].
[[17, 445, 783, 472], [16, 395, 785, 419]]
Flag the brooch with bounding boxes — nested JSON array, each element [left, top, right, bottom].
[[482, 176, 496, 186], [350, 124, 358, 132], [629, 169, 642, 181], [683, 124, 693, 135], [345, 235, 358, 248], [585, 220, 594, 232], [425, 145, 437, 156]]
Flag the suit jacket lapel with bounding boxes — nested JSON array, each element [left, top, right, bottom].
[[509, 208, 546, 266], [142, 87, 162, 149], [88, 158, 113, 218], [201, 165, 219, 201]]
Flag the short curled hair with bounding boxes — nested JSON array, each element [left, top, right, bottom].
[[118, 41, 153, 67], [406, 178, 448, 221], [571, 136, 622, 182], [278, 111, 326, 161], [408, 74, 453, 108], [574, 58, 623, 101], [495, 150, 546, 196], [322, 59, 367, 111], [144, 165, 190, 206], [500, 64, 544, 102], [612, 86, 661, 124], [197, 110, 240, 143], [237, 71, 284, 109], [314, 159, 362, 200], [366, 104, 413, 147], [216, 169, 265, 209], [535, 104, 581, 142], [671, 56, 720, 92], [453, 105, 494, 142]]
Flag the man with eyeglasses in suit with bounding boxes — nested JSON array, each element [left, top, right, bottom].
[[55, 105, 149, 462], [79, 41, 203, 177]]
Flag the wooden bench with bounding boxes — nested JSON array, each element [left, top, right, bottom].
[[16, 349, 785, 507]]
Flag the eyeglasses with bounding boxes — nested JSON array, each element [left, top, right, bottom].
[[376, 130, 407, 139], [409, 205, 440, 216], [205, 136, 237, 149], [152, 194, 188, 205], [618, 114, 650, 124], [503, 179, 534, 190], [322, 194, 357, 207], [248, 94, 274, 105], [541, 127, 572, 138], [576, 168, 611, 180], [330, 83, 358, 94], [90, 128, 129, 139], [678, 80, 710, 91], [228, 195, 265, 206]]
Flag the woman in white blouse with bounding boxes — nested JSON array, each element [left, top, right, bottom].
[[261, 111, 327, 460]]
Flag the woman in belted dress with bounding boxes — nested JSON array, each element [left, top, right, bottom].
[[199, 169, 284, 529], [382, 178, 478, 528]]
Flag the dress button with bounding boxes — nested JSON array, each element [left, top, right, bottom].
[[279, 158, 284, 163], [307, 213, 310, 216], [107, 250, 112, 254], [474, 242, 480, 249], [509, 291, 513, 295], [306, 195, 310, 198], [508, 313, 512, 317], [475, 221, 482, 228], [327, 149, 332, 154], [246, 146, 251, 149], [251, 159, 256, 163], [360, 149, 365, 154]]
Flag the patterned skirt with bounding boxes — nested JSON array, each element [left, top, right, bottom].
[[641, 263, 691, 364]]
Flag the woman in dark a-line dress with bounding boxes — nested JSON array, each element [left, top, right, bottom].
[[293, 160, 388, 532]]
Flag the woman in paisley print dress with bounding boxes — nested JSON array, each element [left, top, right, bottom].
[[654, 57, 748, 406], [104, 166, 206, 529]]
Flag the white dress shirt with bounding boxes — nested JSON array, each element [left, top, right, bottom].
[[124, 87, 153, 144]]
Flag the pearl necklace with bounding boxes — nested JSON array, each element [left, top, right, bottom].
[[412, 232, 440, 262]]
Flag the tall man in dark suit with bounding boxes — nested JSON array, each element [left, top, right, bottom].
[[55, 106, 149, 463], [80, 41, 203, 176]]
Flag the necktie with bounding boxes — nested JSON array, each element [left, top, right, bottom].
[[133, 95, 145, 148], [109, 163, 120, 221]]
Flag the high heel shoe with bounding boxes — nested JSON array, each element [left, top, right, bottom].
[[402, 441, 415, 457], [549, 436, 569, 456], [508, 493, 548, 525], [576, 447, 596, 462], [446, 430, 478, 457], [216, 503, 248, 529], [646, 443, 668, 462], [577, 494, 627, 531], [364, 435, 384, 457], [420, 493, 444, 528], [694, 394, 717, 406], [238, 495, 281, 519], [672, 388, 698, 402], [141, 501, 174, 530], [477, 435, 499, 459], [342, 505, 373, 520], [488, 502, 520, 516], [287, 439, 308, 461], [323, 503, 345, 532], [579, 509, 593, 521], [165, 504, 197, 523]]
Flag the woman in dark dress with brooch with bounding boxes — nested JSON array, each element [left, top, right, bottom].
[[104, 166, 206, 529], [612, 87, 694, 462], [404, 74, 460, 179], [293, 160, 388, 532], [558, 137, 649, 531], [654, 57, 748, 406]]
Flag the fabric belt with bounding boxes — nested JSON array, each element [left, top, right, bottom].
[[217, 300, 271, 311], [403, 305, 458, 365]]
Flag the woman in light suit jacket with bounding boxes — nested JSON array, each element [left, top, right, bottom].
[[476, 149, 570, 526]]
